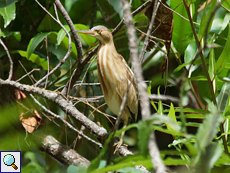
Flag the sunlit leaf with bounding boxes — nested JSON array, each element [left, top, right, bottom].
[[0, 1, 16, 27], [164, 157, 189, 165], [222, 0, 230, 12], [215, 23, 230, 74], [147, 81, 158, 112], [170, 0, 194, 55], [166, 103, 178, 132], [13, 50, 49, 70], [75, 24, 96, 46]]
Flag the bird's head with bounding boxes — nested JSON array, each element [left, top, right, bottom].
[[76, 25, 113, 45]]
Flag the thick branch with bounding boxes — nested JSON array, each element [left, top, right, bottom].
[[42, 135, 91, 167], [0, 79, 107, 138]]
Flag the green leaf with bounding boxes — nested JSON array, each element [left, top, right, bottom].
[[193, 143, 223, 172], [137, 120, 153, 156], [57, 25, 70, 45], [198, 0, 217, 40], [24, 152, 44, 173], [87, 133, 113, 173], [13, 50, 49, 70], [216, 74, 230, 112], [196, 100, 222, 152], [117, 167, 143, 173], [0, 1, 16, 27], [170, 0, 194, 55], [92, 155, 153, 173], [67, 165, 87, 173], [27, 32, 51, 59], [215, 152, 230, 166], [133, 13, 148, 24], [48, 32, 78, 61], [221, 0, 230, 14], [173, 108, 209, 114], [157, 86, 163, 115], [65, 0, 78, 12], [75, 24, 96, 46], [147, 81, 158, 112], [184, 41, 198, 65], [166, 103, 178, 132], [209, 35, 216, 80], [164, 157, 189, 166], [215, 23, 230, 74]]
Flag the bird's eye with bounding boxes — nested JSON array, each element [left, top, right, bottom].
[[96, 30, 102, 34]]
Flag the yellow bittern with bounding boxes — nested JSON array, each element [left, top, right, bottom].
[[77, 26, 138, 152]]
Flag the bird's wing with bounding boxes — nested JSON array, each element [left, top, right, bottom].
[[115, 54, 138, 120]]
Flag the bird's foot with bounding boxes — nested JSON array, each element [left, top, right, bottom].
[[113, 139, 128, 154]]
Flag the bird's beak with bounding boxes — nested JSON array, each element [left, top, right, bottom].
[[75, 30, 96, 36]]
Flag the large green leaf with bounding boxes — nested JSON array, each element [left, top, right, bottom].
[[170, 0, 194, 55], [0, 1, 16, 27], [58, 24, 96, 47], [13, 50, 49, 70], [215, 23, 230, 75], [48, 32, 78, 62], [198, 0, 217, 40], [27, 32, 52, 59], [222, 0, 230, 12]]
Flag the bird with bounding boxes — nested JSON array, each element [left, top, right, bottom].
[[76, 26, 138, 153]]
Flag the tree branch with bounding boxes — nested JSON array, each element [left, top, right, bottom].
[[0, 79, 107, 138], [34, 0, 72, 87], [0, 37, 13, 80], [120, 0, 166, 172], [42, 135, 91, 167]]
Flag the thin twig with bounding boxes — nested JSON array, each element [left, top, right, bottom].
[[149, 94, 180, 103], [0, 38, 13, 80], [16, 69, 40, 82], [30, 94, 103, 148], [139, 0, 161, 62], [160, 1, 200, 25], [18, 60, 36, 84], [113, 0, 153, 35], [53, 0, 83, 63], [34, 0, 72, 87], [44, 36, 50, 88]]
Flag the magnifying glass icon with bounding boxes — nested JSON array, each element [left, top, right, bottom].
[[3, 154, 18, 170]]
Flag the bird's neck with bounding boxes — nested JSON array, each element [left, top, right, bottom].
[[99, 42, 118, 56]]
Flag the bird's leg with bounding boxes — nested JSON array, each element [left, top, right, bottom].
[[113, 123, 127, 154]]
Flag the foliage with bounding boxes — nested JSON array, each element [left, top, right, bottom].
[[0, 0, 230, 173]]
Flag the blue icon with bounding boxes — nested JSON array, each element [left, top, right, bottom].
[[3, 154, 18, 170]]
